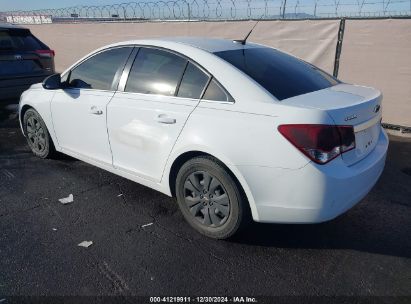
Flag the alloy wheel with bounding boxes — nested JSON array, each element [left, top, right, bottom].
[[26, 115, 47, 154]]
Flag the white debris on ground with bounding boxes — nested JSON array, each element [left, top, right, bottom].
[[117, 193, 123, 197], [141, 223, 153, 228], [78, 241, 93, 248], [52, 228, 57, 231], [58, 194, 74, 205]]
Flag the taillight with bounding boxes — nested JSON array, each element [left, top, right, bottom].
[[278, 124, 355, 164], [35, 49, 55, 58]]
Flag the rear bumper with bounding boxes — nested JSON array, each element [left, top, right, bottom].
[[237, 128, 389, 223], [0, 75, 49, 101]]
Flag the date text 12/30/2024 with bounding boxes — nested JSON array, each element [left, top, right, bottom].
[[150, 297, 258, 303]]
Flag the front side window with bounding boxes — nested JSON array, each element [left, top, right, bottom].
[[214, 47, 339, 101], [177, 63, 210, 99], [68, 47, 132, 90], [125, 47, 187, 96]]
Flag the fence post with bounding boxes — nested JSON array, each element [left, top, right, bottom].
[[333, 18, 346, 78], [282, 0, 287, 18], [187, 3, 191, 21]]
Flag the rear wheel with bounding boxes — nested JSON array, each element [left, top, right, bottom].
[[175, 156, 250, 239], [23, 108, 55, 158]]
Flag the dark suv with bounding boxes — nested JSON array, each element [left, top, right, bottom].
[[0, 23, 55, 101]]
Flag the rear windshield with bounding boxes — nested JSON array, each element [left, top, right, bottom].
[[0, 29, 43, 51], [214, 47, 339, 100]]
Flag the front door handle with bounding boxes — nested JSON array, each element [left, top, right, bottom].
[[90, 106, 103, 115], [156, 114, 176, 124]]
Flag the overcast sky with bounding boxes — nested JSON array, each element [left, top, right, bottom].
[[0, 0, 408, 14]]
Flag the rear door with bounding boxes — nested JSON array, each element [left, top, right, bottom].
[[51, 46, 133, 165], [107, 47, 211, 182]]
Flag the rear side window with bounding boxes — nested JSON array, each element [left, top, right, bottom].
[[214, 47, 339, 100], [177, 63, 209, 99], [202, 79, 231, 102], [68, 47, 132, 90], [125, 48, 187, 96], [0, 29, 43, 51]]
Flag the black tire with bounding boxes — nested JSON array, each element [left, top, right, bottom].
[[23, 108, 56, 159], [175, 156, 250, 239]]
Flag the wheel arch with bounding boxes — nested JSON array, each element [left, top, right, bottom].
[[20, 104, 34, 136], [19, 101, 59, 152], [166, 149, 259, 221]]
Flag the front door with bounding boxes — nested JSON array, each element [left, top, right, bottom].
[[51, 46, 133, 165]]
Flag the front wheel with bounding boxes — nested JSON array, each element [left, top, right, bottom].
[[175, 156, 250, 239], [23, 108, 56, 159]]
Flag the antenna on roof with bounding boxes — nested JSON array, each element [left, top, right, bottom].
[[233, 19, 260, 45]]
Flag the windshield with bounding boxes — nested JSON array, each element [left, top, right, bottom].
[[214, 47, 339, 101]]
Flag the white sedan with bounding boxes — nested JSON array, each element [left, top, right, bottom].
[[19, 37, 388, 239]]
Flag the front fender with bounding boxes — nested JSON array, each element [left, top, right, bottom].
[[19, 88, 59, 149]]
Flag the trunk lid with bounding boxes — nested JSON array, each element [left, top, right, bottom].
[[282, 84, 383, 166]]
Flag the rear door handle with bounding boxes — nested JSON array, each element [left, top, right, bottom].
[[156, 114, 176, 124], [90, 106, 103, 115]]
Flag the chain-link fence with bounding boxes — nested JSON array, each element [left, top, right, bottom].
[[1, 0, 411, 23]]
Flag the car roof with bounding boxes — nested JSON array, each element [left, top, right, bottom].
[[114, 37, 261, 54], [160, 37, 260, 53], [66, 36, 277, 105]]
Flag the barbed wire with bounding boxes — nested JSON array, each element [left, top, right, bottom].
[[1, 0, 410, 23]]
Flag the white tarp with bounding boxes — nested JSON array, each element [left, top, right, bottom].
[[26, 20, 339, 74], [26, 19, 411, 127], [339, 19, 411, 127]]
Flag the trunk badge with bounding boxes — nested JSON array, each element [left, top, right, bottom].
[[14, 55, 23, 60], [374, 105, 381, 113], [344, 114, 357, 121]]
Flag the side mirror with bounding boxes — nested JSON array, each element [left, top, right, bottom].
[[42, 73, 61, 90]]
